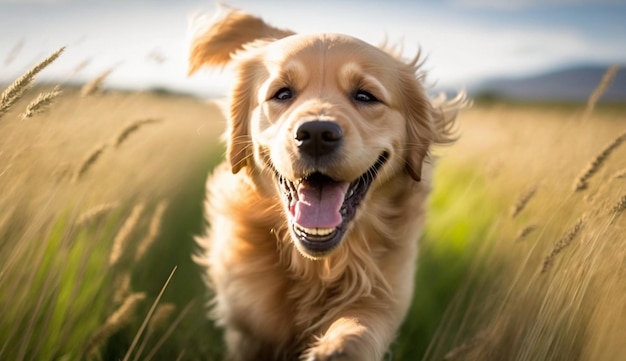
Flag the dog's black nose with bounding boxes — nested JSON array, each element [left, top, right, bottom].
[[295, 121, 343, 157]]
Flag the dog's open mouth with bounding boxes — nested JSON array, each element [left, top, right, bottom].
[[276, 152, 389, 257]]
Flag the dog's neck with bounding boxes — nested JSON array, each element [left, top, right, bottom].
[[270, 171, 429, 329]]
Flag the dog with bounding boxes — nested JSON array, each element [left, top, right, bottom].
[[189, 7, 467, 361]]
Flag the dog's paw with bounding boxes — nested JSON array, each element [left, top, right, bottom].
[[302, 338, 352, 361], [302, 349, 348, 361], [303, 351, 346, 361]]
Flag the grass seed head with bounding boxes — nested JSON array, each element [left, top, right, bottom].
[[113, 272, 132, 305], [611, 194, 626, 216], [81, 68, 114, 96], [73, 143, 108, 182], [114, 118, 161, 148], [0, 46, 65, 118], [574, 131, 626, 192], [511, 186, 537, 218], [83, 293, 146, 357], [75, 201, 120, 226], [582, 65, 620, 121], [109, 204, 146, 267], [20, 86, 62, 120], [4, 39, 24, 66], [147, 303, 177, 335], [541, 217, 585, 273], [514, 225, 537, 242], [135, 200, 168, 262]]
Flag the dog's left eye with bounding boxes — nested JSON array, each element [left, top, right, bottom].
[[272, 87, 294, 102], [353, 90, 379, 103]]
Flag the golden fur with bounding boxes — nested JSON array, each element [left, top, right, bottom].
[[190, 7, 467, 361]]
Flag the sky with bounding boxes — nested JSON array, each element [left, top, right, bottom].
[[0, 0, 624, 97]]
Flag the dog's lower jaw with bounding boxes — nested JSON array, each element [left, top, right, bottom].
[[289, 220, 345, 260], [276, 152, 390, 259]]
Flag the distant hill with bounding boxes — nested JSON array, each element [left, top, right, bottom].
[[470, 64, 626, 102]]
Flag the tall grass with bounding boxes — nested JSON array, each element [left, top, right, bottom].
[[0, 47, 226, 360], [0, 46, 65, 118], [411, 71, 626, 360], [0, 44, 624, 361]]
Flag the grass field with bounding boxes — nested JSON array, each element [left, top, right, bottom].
[[1, 49, 625, 360]]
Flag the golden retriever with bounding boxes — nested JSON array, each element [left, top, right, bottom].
[[189, 7, 467, 361]]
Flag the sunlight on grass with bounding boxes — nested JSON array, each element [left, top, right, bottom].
[[0, 48, 624, 360]]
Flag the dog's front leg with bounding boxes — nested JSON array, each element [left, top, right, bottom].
[[302, 311, 396, 361]]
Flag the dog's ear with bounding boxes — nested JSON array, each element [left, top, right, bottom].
[[188, 7, 294, 174], [225, 57, 268, 174], [401, 65, 466, 181], [188, 7, 294, 73], [403, 82, 434, 182]]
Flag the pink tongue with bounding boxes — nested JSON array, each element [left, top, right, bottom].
[[294, 180, 349, 229]]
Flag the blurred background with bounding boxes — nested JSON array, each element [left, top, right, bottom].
[[1, 1, 626, 361], [1, 0, 625, 99]]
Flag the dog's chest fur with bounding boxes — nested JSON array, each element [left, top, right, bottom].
[[200, 164, 429, 357]]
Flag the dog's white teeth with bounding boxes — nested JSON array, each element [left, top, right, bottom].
[[298, 225, 334, 236]]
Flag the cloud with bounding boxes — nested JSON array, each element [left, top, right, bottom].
[[448, 0, 625, 9], [1, 0, 623, 95], [0, 0, 70, 3]]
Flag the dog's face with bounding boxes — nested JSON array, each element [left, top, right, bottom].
[[244, 34, 431, 258], [189, 10, 450, 259]]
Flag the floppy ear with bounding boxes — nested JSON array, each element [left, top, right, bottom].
[[188, 7, 292, 174], [403, 81, 435, 182], [188, 7, 294, 73], [401, 67, 467, 181], [226, 57, 268, 174]]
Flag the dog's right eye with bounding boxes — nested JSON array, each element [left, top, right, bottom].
[[272, 87, 294, 102]]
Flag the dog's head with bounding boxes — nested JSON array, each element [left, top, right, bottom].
[[189, 8, 466, 259]]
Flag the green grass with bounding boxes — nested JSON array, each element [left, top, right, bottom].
[[0, 90, 494, 360], [1, 73, 625, 360], [393, 160, 504, 360], [0, 209, 120, 360]]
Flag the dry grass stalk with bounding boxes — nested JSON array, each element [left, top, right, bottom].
[[0, 46, 65, 118], [573, 130, 626, 192], [81, 68, 114, 96], [611, 194, 626, 215], [510, 186, 537, 218], [70, 58, 92, 75], [514, 225, 537, 242], [541, 217, 585, 273], [582, 65, 620, 121], [135, 201, 169, 262], [122, 267, 177, 361], [147, 303, 176, 334], [443, 330, 487, 360], [75, 201, 120, 226], [143, 300, 195, 361], [20, 86, 62, 120], [614, 170, 626, 179], [113, 118, 161, 148], [73, 143, 108, 182], [113, 272, 132, 305], [109, 204, 146, 267], [4, 39, 24, 66], [131, 303, 177, 361], [83, 292, 146, 357]]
